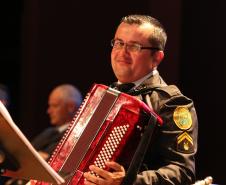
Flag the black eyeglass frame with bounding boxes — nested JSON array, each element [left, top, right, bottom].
[[111, 39, 160, 52]]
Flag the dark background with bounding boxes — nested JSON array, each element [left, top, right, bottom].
[[1, 0, 226, 184]]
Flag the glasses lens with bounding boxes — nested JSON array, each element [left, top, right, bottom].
[[127, 44, 141, 52], [111, 39, 143, 52]]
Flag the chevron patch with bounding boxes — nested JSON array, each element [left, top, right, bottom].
[[177, 132, 194, 153]]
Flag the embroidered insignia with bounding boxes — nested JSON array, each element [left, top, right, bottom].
[[177, 132, 194, 153], [173, 106, 192, 130]]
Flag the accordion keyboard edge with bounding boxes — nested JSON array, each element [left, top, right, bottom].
[[32, 84, 162, 185]]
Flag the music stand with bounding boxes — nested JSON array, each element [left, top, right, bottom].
[[0, 101, 65, 184]]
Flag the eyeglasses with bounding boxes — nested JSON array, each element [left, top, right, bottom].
[[111, 39, 160, 52]]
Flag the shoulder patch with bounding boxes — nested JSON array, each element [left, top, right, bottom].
[[173, 106, 192, 130]]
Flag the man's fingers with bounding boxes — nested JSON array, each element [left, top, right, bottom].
[[83, 163, 125, 185], [89, 165, 112, 179], [105, 161, 125, 172], [84, 171, 105, 184]]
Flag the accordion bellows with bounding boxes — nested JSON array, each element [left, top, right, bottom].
[[31, 84, 162, 185]]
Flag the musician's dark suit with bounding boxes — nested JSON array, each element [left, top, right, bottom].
[[112, 71, 198, 185], [31, 126, 66, 156]]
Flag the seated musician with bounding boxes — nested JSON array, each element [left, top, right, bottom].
[[83, 14, 198, 185], [31, 84, 82, 161]]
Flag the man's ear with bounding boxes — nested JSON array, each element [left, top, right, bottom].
[[153, 50, 164, 67]]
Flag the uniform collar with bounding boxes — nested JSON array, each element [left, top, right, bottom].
[[117, 69, 158, 89], [132, 69, 158, 88]]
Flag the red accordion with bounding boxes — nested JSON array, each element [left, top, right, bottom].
[[31, 84, 162, 185]]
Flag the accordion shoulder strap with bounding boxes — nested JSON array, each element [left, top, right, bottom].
[[121, 114, 158, 185]]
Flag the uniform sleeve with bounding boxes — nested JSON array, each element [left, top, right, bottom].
[[133, 93, 198, 185]]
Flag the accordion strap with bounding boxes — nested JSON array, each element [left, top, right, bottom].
[[121, 114, 158, 185]]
